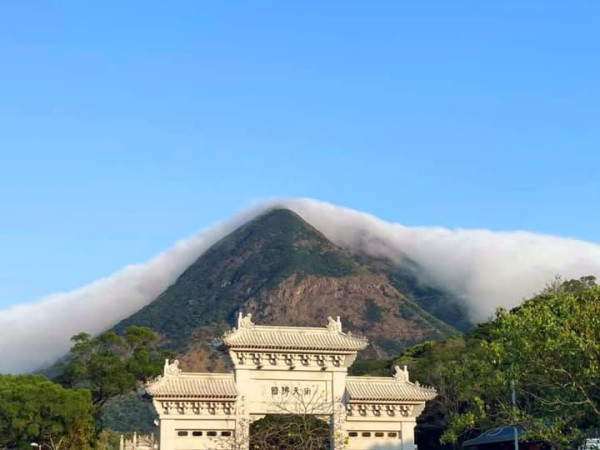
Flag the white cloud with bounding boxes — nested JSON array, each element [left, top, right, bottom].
[[277, 199, 600, 319], [1, 198, 599, 374]]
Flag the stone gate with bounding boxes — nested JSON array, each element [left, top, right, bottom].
[[146, 314, 436, 449]]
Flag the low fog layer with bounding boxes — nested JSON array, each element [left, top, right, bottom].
[[2, 198, 600, 373]]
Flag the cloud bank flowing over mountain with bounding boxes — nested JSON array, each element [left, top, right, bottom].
[[2, 198, 600, 373]]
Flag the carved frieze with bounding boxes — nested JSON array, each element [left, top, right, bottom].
[[232, 350, 352, 369], [346, 403, 414, 418], [159, 400, 236, 416]]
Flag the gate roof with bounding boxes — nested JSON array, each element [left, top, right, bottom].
[[146, 373, 238, 399], [222, 315, 368, 352], [346, 376, 436, 402]]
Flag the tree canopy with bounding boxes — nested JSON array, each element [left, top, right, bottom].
[[56, 325, 171, 405], [2, 326, 168, 449], [0, 374, 94, 450], [399, 276, 600, 449]]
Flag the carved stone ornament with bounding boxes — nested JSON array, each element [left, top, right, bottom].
[[164, 359, 182, 377], [393, 364, 409, 382], [326, 315, 342, 332], [237, 312, 255, 328]]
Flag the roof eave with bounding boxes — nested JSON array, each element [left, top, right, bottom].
[[348, 398, 430, 404], [151, 395, 238, 400], [225, 345, 367, 352]]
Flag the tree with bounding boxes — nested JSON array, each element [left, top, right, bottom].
[[0, 374, 94, 450], [57, 326, 170, 405], [396, 335, 502, 449], [398, 276, 600, 449], [95, 429, 121, 450], [488, 276, 600, 447]]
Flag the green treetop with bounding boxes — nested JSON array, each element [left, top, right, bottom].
[[57, 325, 172, 406], [0, 374, 94, 450]]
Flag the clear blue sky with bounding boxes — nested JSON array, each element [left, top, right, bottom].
[[1, 1, 599, 308]]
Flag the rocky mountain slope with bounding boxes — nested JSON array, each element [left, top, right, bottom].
[[113, 209, 471, 371]]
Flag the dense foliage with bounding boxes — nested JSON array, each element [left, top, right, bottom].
[[56, 325, 170, 406], [399, 276, 600, 449], [0, 374, 94, 450], [98, 393, 157, 433]]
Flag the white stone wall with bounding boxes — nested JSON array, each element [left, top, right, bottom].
[[157, 417, 236, 450]]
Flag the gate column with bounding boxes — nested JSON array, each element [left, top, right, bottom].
[[330, 369, 348, 449]]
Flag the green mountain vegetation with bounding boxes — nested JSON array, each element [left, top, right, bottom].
[[98, 393, 157, 433], [353, 254, 473, 332], [112, 209, 360, 349], [113, 209, 469, 369]]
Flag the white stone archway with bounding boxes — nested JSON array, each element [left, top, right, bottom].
[[146, 314, 436, 450]]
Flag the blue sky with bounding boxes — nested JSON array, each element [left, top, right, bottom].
[[1, 1, 599, 308]]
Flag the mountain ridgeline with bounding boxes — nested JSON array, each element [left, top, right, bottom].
[[113, 209, 472, 371]]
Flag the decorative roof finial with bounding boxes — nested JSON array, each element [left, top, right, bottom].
[[238, 312, 254, 329], [393, 364, 409, 382], [326, 316, 343, 332], [164, 359, 182, 377]]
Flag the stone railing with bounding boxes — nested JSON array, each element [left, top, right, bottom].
[[120, 432, 156, 450]]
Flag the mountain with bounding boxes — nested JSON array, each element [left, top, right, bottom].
[[113, 208, 471, 371]]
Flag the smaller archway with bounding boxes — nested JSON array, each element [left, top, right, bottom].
[[250, 414, 331, 450]]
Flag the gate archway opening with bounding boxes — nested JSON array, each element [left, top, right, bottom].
[[250, 414, 330, 450]]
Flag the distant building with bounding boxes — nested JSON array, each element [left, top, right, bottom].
[[145, 314, 436, 449]]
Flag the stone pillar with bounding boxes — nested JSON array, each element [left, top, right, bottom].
[[330, 370, 347, 450], [401, 421, 416, 450], [330, 400, 348, 450], [159, 419, 177, 450], [234, 364, 252, 450], [235, 395, 250, 450]]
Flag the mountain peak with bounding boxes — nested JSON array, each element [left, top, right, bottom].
[[113, 207, 359, 350], [113, 208, 466, 372], [237, 207, 332, 247]]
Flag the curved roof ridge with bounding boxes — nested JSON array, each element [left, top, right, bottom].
[[146, 373, 238, 399], [176, 372, 235, 379], [222, 315, 369, 351], [347, 376, 404, 382], [345, 377, 437, 402], [251, 325, 334, 332], [347, 376, 436, 389]]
